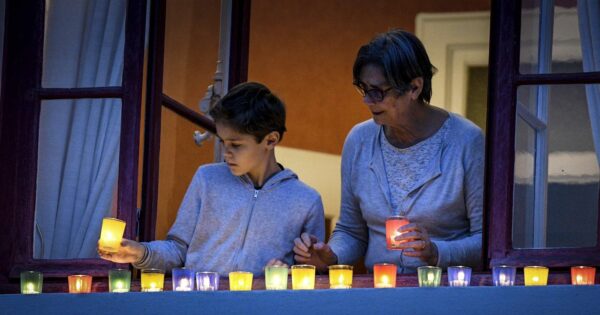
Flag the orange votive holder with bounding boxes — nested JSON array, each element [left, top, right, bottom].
[[373, 263, 397, 288], [68, 275, 92, 293], [524, 266, 549, 286], [571, 266, 595, 285], [98, 217, 126, 253], [385, 216, 409, 250]]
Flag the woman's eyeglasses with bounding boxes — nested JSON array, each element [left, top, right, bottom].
[[353, 82, 395, 103]]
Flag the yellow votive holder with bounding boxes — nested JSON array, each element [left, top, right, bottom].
[[68, 275, 92, 293], [291, 265, 316, 290], [373, 263, 397, 288], [20, 271, 43, 294], [98, 217, 126, 253], [229, 271, 253, 291], [417, 266, 441, 287], [329, 265, 353, 289], [524, 266, 549, 286], [108, 269, 131, 293], [571, 266, 595, 285], [141, 269, 165, 292], [265, 266, 289, 290]]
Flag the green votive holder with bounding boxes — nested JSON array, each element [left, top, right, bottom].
[[418, 266, 442, 287], [109, 269, 131, 293], [20, 271, 43, 294], [265, 265, 289, 290]]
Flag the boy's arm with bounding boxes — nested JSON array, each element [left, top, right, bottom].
[[133, 169, 204, 271]]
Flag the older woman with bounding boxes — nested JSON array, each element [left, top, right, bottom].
[[294, 29, 483, 273]]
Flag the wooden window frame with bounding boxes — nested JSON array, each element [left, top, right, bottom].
[[0, 0, 146, 281], [486, 0, 600, 268]]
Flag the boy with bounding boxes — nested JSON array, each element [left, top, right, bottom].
[[99, 82, 325, 275]]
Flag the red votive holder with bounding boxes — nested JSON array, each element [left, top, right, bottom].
[[385, 216, 409, 250], [373, 263, 397, 288], [571, 266, 595, 285]]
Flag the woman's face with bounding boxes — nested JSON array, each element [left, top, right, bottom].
[[357, 64, 414, 126]]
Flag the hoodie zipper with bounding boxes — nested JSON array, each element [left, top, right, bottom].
[[232, 189, 260, 269]]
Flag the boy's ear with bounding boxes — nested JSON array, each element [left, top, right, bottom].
[[264, 131, 280, 147]]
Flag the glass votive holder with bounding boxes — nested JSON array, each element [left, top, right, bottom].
[[571, 266, 596, 285], [524, 266, 549, 286], [385, 216, 410, 250], [447, 266, 471, 287], [265, 266, 289, 290], [229, 271, 253, 291], [291, 264, 316, 290], [492, 265, 516, 286], [172, 267, 195, 291], [98, 217, 126, 253], [417, 266, 442, 287], [108, 269, 131, 293], [373, 263, 397, 288], [141, 269, 165, 292], [196, 272, 219, 291], [68, 275, 92, 293], [329, 265, 353, 289], [20, 271, 43, 294]]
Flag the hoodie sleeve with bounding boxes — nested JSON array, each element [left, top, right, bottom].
[[133, 168, 204, 271], [431, 129, 484, 269], [303, 195, 326, 242], [328, 127, 369, 265]]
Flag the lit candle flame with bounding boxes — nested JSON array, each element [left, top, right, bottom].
[[180, 278, 190, 288], [75, 278, 82, 291], [381, 275, 389, 285], [457, 271, 465, 281], [116, 281, 123, 290], [26, 283, 34, 293], [203, 276, 210, 288], [532, 276, 539, 283], [427, 272, 435, 282], [576, 275, 583, 284]]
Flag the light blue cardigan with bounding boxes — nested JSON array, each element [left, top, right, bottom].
[[328, 113, 484, 273], [134, 163, 325, 276]]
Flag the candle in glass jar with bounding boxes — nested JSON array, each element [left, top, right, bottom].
[[448, 266, 471, 287], [492, 265, 516, 286], [265, 266, 288, 290], [373, 263, 397, 288], [229, 271, 253, 291], [524, 266, 548, 286], [172, 267, 195, 291], [417, 266, 441, 287], [291, 265, 316, 290], [20, 271, 43, 294], [385, 216, 409, 250], [196, 272, 219, 291], [141, 269, 165, 292], [109, 269, 131, 293], [68, 275, 92, 293], [98, 218, 126, 253], [571, 266, 595, 285], [329, 265, 353, 289]]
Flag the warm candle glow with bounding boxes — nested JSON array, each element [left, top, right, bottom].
[[20, 271, 43, 294], [524, 266, 548, 286], [571, 266, 596, 285], [374, 263, 397, 288], [98, 218, 126, 253], [109, 269, 131, 293], [329, 265, 353, 289], [141, 269, 164, 292], [229, 271, 253, 291], [68, 275, 92, 293], [385, 216, 410, 250], [291, 265, 316, 290], [265, 266, 288, 290]]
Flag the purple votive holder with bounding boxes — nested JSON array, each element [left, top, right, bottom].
[[196, 271, 219, 291], [172, 267, 195, 291], [447, 266, 471, 287], [492, 265, 516, 286]]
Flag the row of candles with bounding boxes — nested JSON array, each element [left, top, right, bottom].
[[19, 264, 596, 294]]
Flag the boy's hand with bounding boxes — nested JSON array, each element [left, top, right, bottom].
[[293, 233, 337, 273], [265, 259, 288, 268], [98, 238, 145, 264]]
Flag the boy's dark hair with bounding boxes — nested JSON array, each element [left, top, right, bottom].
[[353, 29, 437, 104], [209, 82, 286, 143]]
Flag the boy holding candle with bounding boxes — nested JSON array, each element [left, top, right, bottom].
[[99, 82, 325, 275]]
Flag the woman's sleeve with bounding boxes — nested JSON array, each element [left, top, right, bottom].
[[133, 169, 203, 271], [328, 130, 369, 265], [433, 131, 484, 268]]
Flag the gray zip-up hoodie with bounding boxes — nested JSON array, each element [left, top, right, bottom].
[[328, 113, 484, 273], [134, 163, 325, 276]]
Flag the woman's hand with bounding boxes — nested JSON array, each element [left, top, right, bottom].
[[394, 223, 438, 265], [98, 238, 145, 264], [293, 233, 338, 273]]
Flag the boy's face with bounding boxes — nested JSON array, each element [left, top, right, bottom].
[[215, 122, 276, 177]]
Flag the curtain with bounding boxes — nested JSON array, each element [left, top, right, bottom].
[[34, 0, 125, 259], [578, 0, 600, 164]]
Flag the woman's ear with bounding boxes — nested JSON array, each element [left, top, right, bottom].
[[409, 77, 424, 101]]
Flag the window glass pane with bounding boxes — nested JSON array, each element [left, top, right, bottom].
[[42, 0, 126, 88], [520, 0, 591, 74], [35, 98, 121, 259], [513, 84, 600, 249]]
